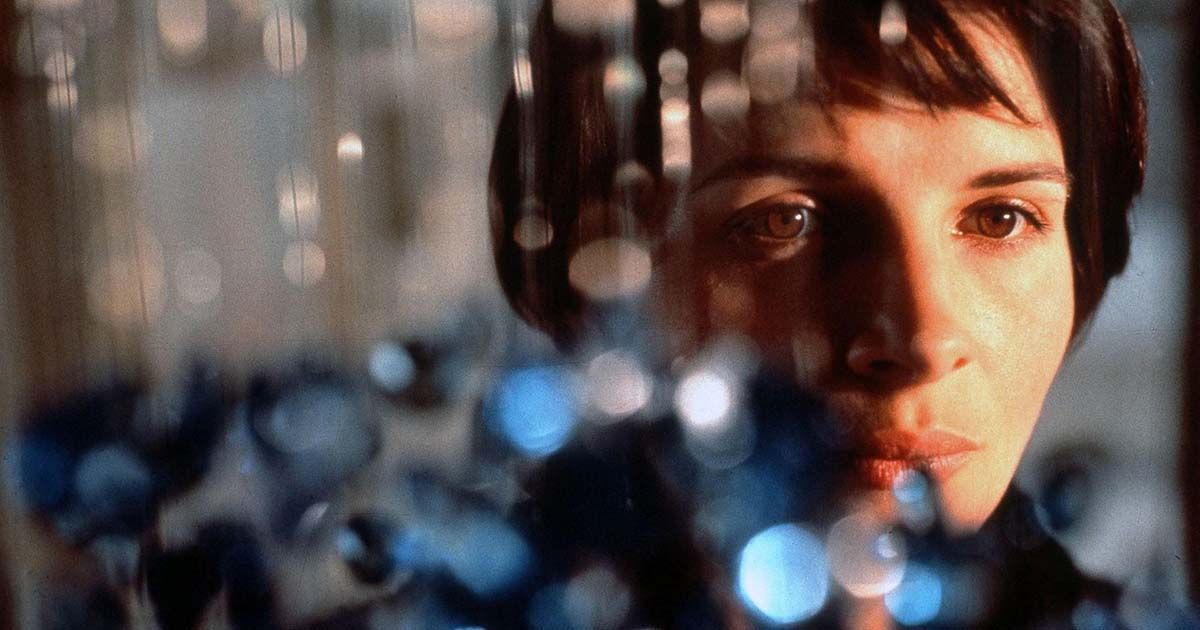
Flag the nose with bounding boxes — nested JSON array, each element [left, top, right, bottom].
[[844, 243, 972, 388]]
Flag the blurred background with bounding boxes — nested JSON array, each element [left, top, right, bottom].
[[0, 0, 1195, 627]]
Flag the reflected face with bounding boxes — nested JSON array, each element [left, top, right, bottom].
[[656, 23, 1074, 531]]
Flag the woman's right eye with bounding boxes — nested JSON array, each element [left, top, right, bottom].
[[726, 194, 821, 261]]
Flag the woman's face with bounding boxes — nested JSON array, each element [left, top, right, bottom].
[[655, 22, 1074, 531]]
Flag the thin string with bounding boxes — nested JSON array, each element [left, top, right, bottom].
[[335, 2, 370, 349], [28, 17, 66, 382], [42, 10, 102, 381], [392, 0, 418, 248], [122, 84, 150, 327], [273, 7, 305, 289], [510, 0, 548, 318]]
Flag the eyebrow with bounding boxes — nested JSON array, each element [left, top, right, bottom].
[[689, 156, 851, 194], [967, 164, 1071, 190], [690, 157, 1071, 196]]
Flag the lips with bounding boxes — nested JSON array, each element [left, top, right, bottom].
[[846, 428, 982, 490]]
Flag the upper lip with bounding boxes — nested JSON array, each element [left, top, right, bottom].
[[849, 428, 982, 460]]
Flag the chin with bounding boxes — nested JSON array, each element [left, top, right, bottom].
[[936, 458, 1022, 533]]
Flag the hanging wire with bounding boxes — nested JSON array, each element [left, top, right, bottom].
[[121, 85, 151, 327], [275, 4, 307, 289], [44, 8, 94, 379]]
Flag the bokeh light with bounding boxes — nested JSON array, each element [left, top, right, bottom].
[[488, 366, 577, 458], [567, 238, 653, 301], [675, 369, 735, 435], [885, 563, 942, 626], [614, 161, 652, 193], [336, 132, 364, 163], [276, 162, 320, 237], [73, 106, 151, 174], [663, 97, 690, 125], [513, 50, 535, 99], [674, 351, 757, 469], [413, 0, 498, 50], [687, 415, 755, 470], [879, 0, 909, 46], [87, 227, 167, 327], [658, 48, 688, 86], [585, 349, 651, 421], [443, 514, 531, 597], [745, 38, 804, 105], [750, 0, 799, 40], [700, 70, 750, 123], [700, 0, 750, 43], [661, 97, 692, 177], [603, 56, 646, 106], [368, 341, 416, 394], [893, 470, 936, 533], [229, 0, 265, 22], [174, 247, 222, 306], [513, 214, 554, 251], [563, 565, 631, 630], [15, 18, 85, 80], [46, 80, 78, 112], [282, 240, 326, 287], [737, 523, 830, 624], [255, 384, 358, 454], [42, 49, 75, 83], [157, 0, 208, 62], [74, 445, 155, 532], [551, 0, 635, 35], [827, 511, 907, 598]]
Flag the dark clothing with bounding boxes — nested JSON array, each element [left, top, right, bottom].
[[507, 437, 1121, 629]]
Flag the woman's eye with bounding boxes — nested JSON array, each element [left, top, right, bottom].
[[725, 198, 820, 261], [754, 206, 812, 240], [957, 200, 1045, 241], [740, 201, 818, 241]]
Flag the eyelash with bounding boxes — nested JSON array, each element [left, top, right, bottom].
[[725, 198, 822, 261], [723, 195, 1054, 261], [953, 198, 1052, 252]]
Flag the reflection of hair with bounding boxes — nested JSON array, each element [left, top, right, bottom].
[[489, 0, 1146, 345]]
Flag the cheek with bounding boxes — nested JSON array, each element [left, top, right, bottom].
[[654, 228, 1076, 379], [945, 244, 1075, 527], [651, 244, 793, 352], [976, 242, 1075, 398]]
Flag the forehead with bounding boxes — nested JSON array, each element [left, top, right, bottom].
[[691, 13, 1059, 179]]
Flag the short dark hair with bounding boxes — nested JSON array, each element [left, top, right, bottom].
[[489, 0, 1146, 346]]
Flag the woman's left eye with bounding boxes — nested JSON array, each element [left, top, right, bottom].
[[956, 200, 1047, 241]]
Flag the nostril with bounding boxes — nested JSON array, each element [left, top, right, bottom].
[[868, 360, 896, 374]]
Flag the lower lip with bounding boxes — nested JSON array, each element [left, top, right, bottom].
[[851, 452, 973, 490]]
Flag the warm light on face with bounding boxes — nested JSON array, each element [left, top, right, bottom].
[[657, 21, 1075, 532]]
